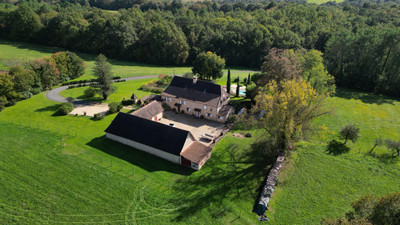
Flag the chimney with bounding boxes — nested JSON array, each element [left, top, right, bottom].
[[193, 76, 198, 84]]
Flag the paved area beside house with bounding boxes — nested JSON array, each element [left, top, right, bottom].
[[159, 111, 225, 146], [230, 84, 246, 96], [69, 103, 109, 117]]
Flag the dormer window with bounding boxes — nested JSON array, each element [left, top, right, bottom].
[[203, 105, 207, 110]]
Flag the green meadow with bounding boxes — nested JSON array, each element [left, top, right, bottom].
[[268, 89, 400, 224]]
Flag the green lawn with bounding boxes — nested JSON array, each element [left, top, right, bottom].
[[60, 78, 155, 103]]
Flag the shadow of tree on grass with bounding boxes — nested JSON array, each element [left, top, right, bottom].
[[335, 88, 399, 105], [326, 140, 350, 155], [170, 137, 277, 222]]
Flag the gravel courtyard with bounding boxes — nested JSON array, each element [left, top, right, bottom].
[[159, 111, 226, 146]]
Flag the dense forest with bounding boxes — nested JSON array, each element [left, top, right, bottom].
[[0, 0, 399, 96]]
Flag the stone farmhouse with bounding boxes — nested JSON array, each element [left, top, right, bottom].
[[161, 76, 233, 122], [104, 76, 233, 170]]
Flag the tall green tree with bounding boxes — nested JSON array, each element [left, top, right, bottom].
[[92, 54, 114, 100], [8, 4, 42, 41], [235, 77, 240, 97], [51, 51, 85, 81], [300, 50, 335, 95], [227, 68, 231, 94], [192, 51, 225, 80]]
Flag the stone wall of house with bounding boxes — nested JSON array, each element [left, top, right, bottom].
[[161, 95, 226, 122], [256, 153, 285, 216]]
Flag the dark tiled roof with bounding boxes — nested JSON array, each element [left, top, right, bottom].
[[132, 101, 163, 120], [217, 105, 234, 117], [162, 76, 229, 107], [180, 141, 212, 164], [139, 94, 161, 102], [105, 113, 190, 156]]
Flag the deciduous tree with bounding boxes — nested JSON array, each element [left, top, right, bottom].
[[192, 51, 225, 80], [300, 50, 335, 95], [246, 79, 328, 151], [339, 124, 360, 145], [260, 48, 302, 87]]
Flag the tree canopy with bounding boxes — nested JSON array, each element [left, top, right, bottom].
[[192, 51, 225, 80], [243, 78, 328, 151]]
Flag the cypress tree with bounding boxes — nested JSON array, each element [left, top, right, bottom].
[[248, 73, 251, 85], [236, 76, 240, 97], [227, 68, 231, 94], [92, 54, 114, 100]]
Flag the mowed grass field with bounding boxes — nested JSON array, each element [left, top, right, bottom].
[[0, 39, 256, 82]]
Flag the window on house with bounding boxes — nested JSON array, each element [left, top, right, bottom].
[[179, 100, 182, 104], [203, 105, 207, 109], [166, 97, 171, 102], [218, 116, 223, 120], [187, 108, 191, 112], [183, 101, 186, 105], [207, 113, 212, 117]]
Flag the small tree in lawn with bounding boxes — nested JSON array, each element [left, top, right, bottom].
[[227, 68, 231, 94], [235, 77, 240, 97], [92, 54, 114, 100], [385, 139, 400, 157], [247, 73, 251, 85], [369, 137, 383, 154], [339, 124, 360, 145]]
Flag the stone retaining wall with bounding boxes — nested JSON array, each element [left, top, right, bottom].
[[256, 153, 285, 216]]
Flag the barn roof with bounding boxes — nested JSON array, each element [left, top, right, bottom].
[[105, 113, 190, 156], [180, 141, 212, 164], [162, 76, 229, 107], [132, 101, 163, 120]]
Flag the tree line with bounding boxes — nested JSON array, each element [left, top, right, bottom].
[[0, 51, 85, 110], [0, 1, 399, 96]]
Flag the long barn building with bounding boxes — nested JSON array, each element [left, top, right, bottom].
[[105, 112, 212, 170]]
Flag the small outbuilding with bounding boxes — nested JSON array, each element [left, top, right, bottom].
[[132, 101, 163, 121], [130, 93, 138, 104]]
